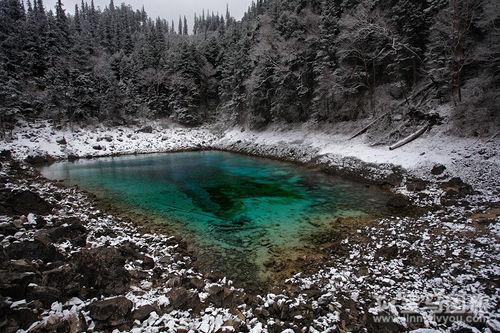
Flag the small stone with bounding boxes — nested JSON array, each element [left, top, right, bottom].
[[406, 179, 427, 192], [136, 126, 153, 133], [13, 219, 24, 229], [166, 276, 182, 288], [177, 326, 189, 333], [141, 255, 154, 269], [189, 277, 205, 290], [431, 164, 446, 175], [56, 137, 67, 145]]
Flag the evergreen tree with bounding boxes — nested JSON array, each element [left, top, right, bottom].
[[0, 0, 496, 130]]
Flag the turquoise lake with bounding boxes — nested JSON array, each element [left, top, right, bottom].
[[40, 151, 392, 284]]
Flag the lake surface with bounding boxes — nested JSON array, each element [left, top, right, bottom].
[[41, 151, 392, 284]]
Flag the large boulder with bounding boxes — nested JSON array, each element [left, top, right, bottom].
[[35, 219, 87, 247], [26, 285, 62, 307], [132, 304, 157, 321], [0, 222, 18, 236], [4, 307, 39, 331], [88, 297, 133, 330], [72, 247, 131, 297], [29, 312, 87, 333], [166, 287, 202, 312], [206, 286, 246, 309], [440, 177, 474, 206], [0, 270, 37, 300], [42, 264, 80, 297], [39, 246, 132, 299], [406, 178, 428, 192], [440, 177, 473, 196], [0, 190, 53, 216], [5, 240, 63, 263]]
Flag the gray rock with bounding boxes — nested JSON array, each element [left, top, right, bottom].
[[137, 126, 153, 133], [56, 137, 67, 145], [132, 304, 156, 321], [431, 164, 446, 175]]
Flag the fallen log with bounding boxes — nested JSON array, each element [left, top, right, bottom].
[[349, 110, 392, 140], [486, 130, 499, 143], [472, 130, 499, 146], [349, 82, 436, 141], [389, 123, 429, 150]]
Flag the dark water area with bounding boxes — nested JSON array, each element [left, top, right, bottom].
[[40, 151, 393, 285]]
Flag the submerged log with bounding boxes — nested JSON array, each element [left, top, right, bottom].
[[389, 123, 429, 150]]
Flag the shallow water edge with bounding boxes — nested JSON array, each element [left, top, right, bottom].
[[38, 150, 416, 291]]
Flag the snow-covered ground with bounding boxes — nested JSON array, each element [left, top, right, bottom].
[[1, 120, 499, 332], [216, 125, 499, 195], [2, 119, 499, 196]]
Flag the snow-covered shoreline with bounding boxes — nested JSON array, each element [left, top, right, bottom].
[[2, 120, 499, 197], [1, 120, 499, 332]]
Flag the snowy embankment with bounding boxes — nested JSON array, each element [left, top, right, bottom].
[[0, 120, 499, 332], [216, 126, 498, 195], [3, 120, 499, 195]]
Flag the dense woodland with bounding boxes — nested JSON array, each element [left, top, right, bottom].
[[0, 0, 499, 134]]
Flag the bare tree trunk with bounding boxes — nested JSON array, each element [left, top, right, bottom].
[[412, 59, 417, 88], [450, 0, 477, 104], [349, 109, 392, 140], [389, 123, 429, 150], [372, 58, 376, 116]]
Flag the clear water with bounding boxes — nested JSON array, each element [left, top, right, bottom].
[[40, 151, 391, 283]]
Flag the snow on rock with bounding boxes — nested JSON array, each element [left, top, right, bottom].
[[2, 120, 217, 160]]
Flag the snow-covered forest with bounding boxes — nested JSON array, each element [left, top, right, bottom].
[[1, 0, 498, 134]]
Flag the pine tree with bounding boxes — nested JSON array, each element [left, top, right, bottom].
[[225, 4, 231, 27], [183, 15, 188, 35], [74, 4, 81, 33], [54, 0, 69, 50]]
